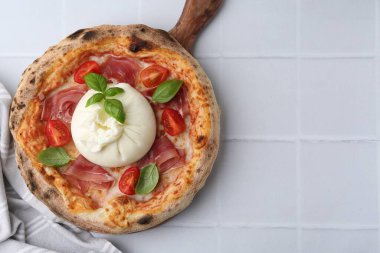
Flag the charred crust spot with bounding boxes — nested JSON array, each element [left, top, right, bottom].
[[16, 102, 26, 110], [68, 29, 85, 40], [33, 58, 39, 64], [27, 170, 33, 179], [140, 27, 146, 33], [197, 135, 205, 144], [43, 189, 58, 199], [137, 215, 153, 225], [107, 29, 116, 36], [197, 168, 201, 173], [42, 61, 51, 68], [157, 29, 175, 42], [27, 171, 37, 193], [30, 77, 35, 85], [82, 30, 98, 41], [129, 35, 151, 52], [17, 165, 21, 170]]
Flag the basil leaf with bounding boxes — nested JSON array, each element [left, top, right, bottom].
[[38, 147, 70, 167], [105, 87, 124, 97], [135, 163, 159, 195], [84, 73, 107, 93], [152, 79, 183, 103], [86, 93, 104, 107], [104, 98, 125, 123]]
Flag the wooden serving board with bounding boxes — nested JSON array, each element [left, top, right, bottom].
[[169, 0, 223, 54]]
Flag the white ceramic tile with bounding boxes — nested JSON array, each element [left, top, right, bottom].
[[222, 0, 296, 56], [0, 57, 35, 96], [0, 0, 62, 55], [221, 58, 297, 138], [193, 6, 222, 57], [302, 229, 378, 253], [220, 228, 297, 253], [219, 141, 297, 223], [141, 0, 220, 56], [95, 227, 217, 253], [301, 142, 378, 225], [163, 163, 219, 225], [299, 59, 376, 137], [1, 1, 379, 252], [164, 127, 220, 225], [140, 0, 185, 31], [197, 58, 222, 95], [300, 0, 375, 54], [64, 0, 139, 35], [197, 58, 225, 137]]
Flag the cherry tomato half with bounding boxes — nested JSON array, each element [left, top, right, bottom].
[[140, 65, 169, 88], [74, 61, 101, 84], [45, 119, 71, 147], [119, 167, 140, 195], [161, 108, 186, 136]]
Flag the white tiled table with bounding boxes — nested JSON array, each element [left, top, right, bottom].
[[1, 0, 379, 252]]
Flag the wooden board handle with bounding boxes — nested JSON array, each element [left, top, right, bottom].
[[169, 0, 223, 53]]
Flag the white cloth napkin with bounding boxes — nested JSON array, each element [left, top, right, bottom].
[[0, 82, 122, 253]]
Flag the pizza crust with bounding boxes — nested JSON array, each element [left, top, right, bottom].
[[9, 24, 220, 233]]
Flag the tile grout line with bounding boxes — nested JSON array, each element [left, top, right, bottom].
[[216, 17, 223, 253], [222, 136, 380, 142], [302, 224, 379, 230], [375, 0, 380, 252], [163, 222, 378, 230], [219, 53, 377, 59], [295, 0, 302, 252]]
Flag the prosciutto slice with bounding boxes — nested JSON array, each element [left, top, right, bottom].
[[138, 136, 185, 172], [41, 85, 87, 124], [100, 56, 141, 86], [63, 155, 114, 193]]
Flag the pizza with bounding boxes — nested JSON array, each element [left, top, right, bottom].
[[9, 25, 220, 233]]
